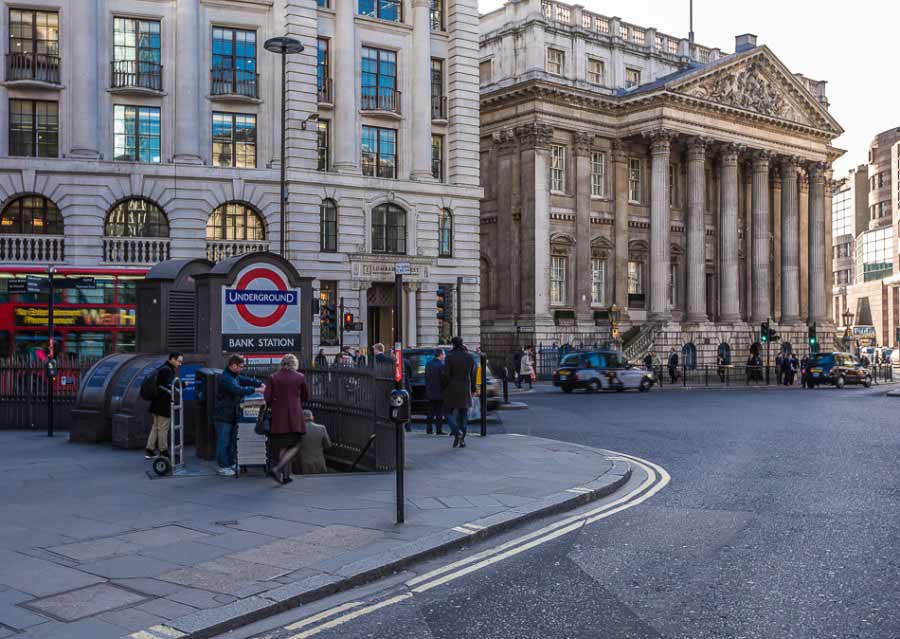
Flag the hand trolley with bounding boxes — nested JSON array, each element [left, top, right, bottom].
[[152, 378, 186, 477]]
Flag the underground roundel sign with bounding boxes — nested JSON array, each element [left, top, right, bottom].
[[221, 263, 301, 353]]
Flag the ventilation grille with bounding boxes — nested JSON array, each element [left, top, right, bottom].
[[166, 290, 197, 352]]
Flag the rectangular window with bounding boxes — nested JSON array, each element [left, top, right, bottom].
[[358, 0, 401, 22], [591, 259, 606, 305], [857, 227, 893, 283], [361, 126, 397, 178], [112, 17, 162, 91], [319, 281, 338, 346], [550, 256, 567, 305], [318, 0, 329, 7], [8, 9, 59, 83], [479, 60, 492, 84], [8, 99, 58, 158], [550, 144, 566, 192], [587, 58, 605, 84], [628, 158, 642, 203], [625, 68, 641, 88], [668, 263, 677, 308], [628, 260, 643, 295], [438, 209, 452, 257], [317, 38, 331, 102], [113, 105, 161, 163], [317, 120, 330, 171], [430, 0, 443, 30], [669, 163, 678, 207], [211, 27, 258, 97], [320, 201, 337, 252], [372, 205, 406, 254], [591, 152, 607, 197], [546, 48, 564, 75], [211, 112, 256, 168], [431, 58, 445, 119], [831, 187, 853, 237], [432, 135, 444, 182], [361, 47, 398, 112]]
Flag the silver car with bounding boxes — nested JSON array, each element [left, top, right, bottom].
[[553, 351, 655, 393]]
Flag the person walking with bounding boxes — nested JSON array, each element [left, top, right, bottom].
[[775, 353, 784, 385], [298, 410, 332, 474], [441, 336, 477, 448], [425, 349, 446, 435], [780, 353, 791, 386], [643, 351, 654, 371], [513, 348, 525, 388], [213, 355, 264, 476], [519, 347, 535, 390], [800, 354, 810, 388], [264, 354, 310, 485], [145, 352, 183, 459], [667, 347, 679, 384], [717, 353, 727, 383], [789, 354, 800, 385], [314, 348, 328, 368]]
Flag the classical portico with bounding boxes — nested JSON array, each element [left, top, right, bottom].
[[480, 21, 844, 363]]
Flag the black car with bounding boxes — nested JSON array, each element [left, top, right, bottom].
[[552, 350, 654, 393], [403, 347, 501, 415], [806, 352, 872, 388]]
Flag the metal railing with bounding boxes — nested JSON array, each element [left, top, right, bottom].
[[110, 60, 162, 92], [317, 78, 333, 103], [623, 323, 658, 363], [361, 88, 401, 114], [431, 94, 447, 119], [205, 239, 269, 262], [5, 52, 60, 84], [647, 363, 895, 389], [210, 68, 259, 99], [0, 234, 64, 264], [102, 236, 170, 265], [0, 356, 94, 430]]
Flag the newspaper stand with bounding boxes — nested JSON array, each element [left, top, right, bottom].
[[234, 393, 269, 477], [152, 379, 186, 476]]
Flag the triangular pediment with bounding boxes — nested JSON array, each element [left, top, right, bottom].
[[665, 47, 842, 134]]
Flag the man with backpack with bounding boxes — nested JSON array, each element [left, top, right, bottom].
[[143, 352, 183, 459]]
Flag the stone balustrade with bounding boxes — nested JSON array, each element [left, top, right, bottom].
[[102, 237, 170, 265], [0, 235, 65, 264]]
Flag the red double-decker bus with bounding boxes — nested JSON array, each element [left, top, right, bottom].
[[0, 267, 148, 359]]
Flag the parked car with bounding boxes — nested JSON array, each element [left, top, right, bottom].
[[552, 351, 654, 394], [806, 352, 872, 389], [403, 347, 501, 415]]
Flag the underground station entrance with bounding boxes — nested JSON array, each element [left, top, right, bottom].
[[71, 252, 399, 473]]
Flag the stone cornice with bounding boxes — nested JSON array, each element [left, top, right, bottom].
[[515, 122, 554, 150]]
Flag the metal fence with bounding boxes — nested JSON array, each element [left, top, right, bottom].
[[0, 356, 96, 430], [648, 363, 894, 388]]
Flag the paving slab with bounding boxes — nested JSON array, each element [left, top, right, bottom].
[[0, 431, 631, 639]]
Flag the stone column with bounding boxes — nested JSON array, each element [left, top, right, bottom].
[[173, 0, 202, 164], [410, 0, 433, 181], [824, 168, 835, 323], [719, 144, 741, 322], [751, 150, 771, 322], [405, 284, 419, 347], [799, 170, 810, 321], [517, 122, 554, 319], [808, 163, 827, 322], [69, 0, 99, 158], [685, 138, 707, 322], [574, 132, 594, 321], [494, 129, 517, 315], [646, 130, 672, 321], [780, 158, 800, 323], [332, 0, 359, 172], [771, 165, 782, 320], [611, 140, 629, 312]]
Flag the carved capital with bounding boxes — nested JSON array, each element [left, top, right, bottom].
[[780, 156, 801, 174], [687, 136, 709, 161], [611, 138, 628, 163], [807, 161, 827, 182], [516, 122, 554, 150], [770, 165, 782, 183], [798, 171, 810, 193], [642, 128, 674, 155], [751, 149, 770, 172], [492, 128, 518, 154], [718, 142, 741, 166], [573, 131, 595, 155]]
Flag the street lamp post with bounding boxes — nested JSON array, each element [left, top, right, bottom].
[[609, 304, 622, 351], [264, 36, 305, 257], [842, 308, 854, 353]]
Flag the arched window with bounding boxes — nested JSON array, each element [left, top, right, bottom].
[[438, 208, 452, 257], [105, 198, 168, 237], [0, 195, 63, 235], [717, 342, 732, 365], [682, 343, 697, 370], [206, 202, 265, 241], [320, 199, 337, 252], [372, 203, 406, 254]]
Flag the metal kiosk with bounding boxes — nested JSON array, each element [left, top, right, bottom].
[[152, 379, 185, 476], [234, 393, 269, 477]]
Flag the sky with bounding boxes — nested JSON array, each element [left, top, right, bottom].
[[476, 0, 897, 177]]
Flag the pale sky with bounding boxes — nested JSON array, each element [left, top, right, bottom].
[[477, 0, 896, 178]]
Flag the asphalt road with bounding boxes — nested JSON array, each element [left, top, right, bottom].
[[229, 385, 900, 639]]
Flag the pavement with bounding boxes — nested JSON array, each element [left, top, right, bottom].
[[0, 429, 631, 639]]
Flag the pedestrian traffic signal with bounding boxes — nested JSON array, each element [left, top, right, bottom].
[[343, 312, 354, 331], [808, 322, 818, 350], [436, 286, 447, 320], [321, 304, 336, 327], [768, 328, 780, 343], [760, 321, 770, 343]]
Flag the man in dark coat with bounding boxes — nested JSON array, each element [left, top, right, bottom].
[[667, 348, 679, 384], [425, 349, 446, 435], [213, 355, 264, 476], [145, 352, 183, 459], [441, 337, 477, 448], [513, 348, 524, 388]]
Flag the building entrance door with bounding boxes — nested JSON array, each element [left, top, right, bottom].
[[367, 284, 395, 348]]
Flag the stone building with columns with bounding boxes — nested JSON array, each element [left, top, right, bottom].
[[0, 0, 481, 358], [478, 0, 844, 363]]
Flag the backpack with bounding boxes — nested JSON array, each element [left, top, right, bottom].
[[139, 367, 162, 401]]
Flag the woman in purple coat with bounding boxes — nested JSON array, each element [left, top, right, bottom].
[[264, 354, 310, 484]]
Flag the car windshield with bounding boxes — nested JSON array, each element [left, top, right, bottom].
[[809, 354, 834, 367], [560, 354, 583, 367], [405, 352, 437, 377]]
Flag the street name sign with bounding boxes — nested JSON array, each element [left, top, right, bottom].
[[394, 262, 411, 275]]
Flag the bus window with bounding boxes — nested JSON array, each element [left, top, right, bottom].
[[65, 333, 112, 358], [14, 332, 61, 360], [68, 277, 115, 305], [118, 277, 140, 305], [116, 332, 136, 353]]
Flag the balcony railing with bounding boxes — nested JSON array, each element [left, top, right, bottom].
[[102, 237, 170, 265], [317, 78, 333, 104], [5, 52, 60, 85], [206, 239, 269, 262], [0, 235, 64, 264], [361, 88, 401, 114], [431, 94, 447, 120], [110, 60, 163, 92], [210, 68, 259, 99]]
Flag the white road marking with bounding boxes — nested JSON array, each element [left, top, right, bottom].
[[284, 602, 364, 631], [286, 594, 412, 639], [452, 526, 477, 535], [462, 523, 486, 530], [566, 487, 591, 494]]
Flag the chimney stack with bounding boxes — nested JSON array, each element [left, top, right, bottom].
[[735, 34, 758, 53]]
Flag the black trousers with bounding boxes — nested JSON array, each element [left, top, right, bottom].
[[427, 400, 444, 433]]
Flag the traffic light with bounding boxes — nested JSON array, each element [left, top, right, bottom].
[[436, 286, 447, 320], [768, 327, 780, 343], [760, 321, 770, 343], [343, 312, 354, 331], [808, 321, 818, 351], [321, 303, 336, 327]]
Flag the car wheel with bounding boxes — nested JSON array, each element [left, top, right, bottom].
[[561, 385, 574, 394], [588, 379, 601, 393], [639, 379, 651, 393], [863, 376, 872, 388], [806, 382, 815, 389], [835, 375, 846, 389]]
